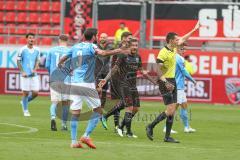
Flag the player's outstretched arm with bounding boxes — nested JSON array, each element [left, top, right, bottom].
[[177, 21, 200, 45], [140, 69, 158, 85], [98, 65, 119, 88], [95, 48, 130, 56]]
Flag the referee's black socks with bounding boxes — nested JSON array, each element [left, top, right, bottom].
[[123, 112, 133, 134], [149, 112, 167, 128], [165, 115, 174, 139]]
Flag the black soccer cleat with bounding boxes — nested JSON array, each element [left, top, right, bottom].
[[164, 137, 180, 143], [146, 125, 154, 141], [51, 119, 57, 131]]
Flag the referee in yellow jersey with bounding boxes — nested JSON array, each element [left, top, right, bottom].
[[146, 22, 200, 143]]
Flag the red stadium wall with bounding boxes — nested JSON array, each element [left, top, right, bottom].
[[1, 49, 240, 105], [64, 1, 240, 40], [138, 49, 240, 105]]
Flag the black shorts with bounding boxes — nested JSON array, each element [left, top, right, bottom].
[[119, 81, 140, 108], [110, 73, 121, 99], [158, 78, 177, 105]]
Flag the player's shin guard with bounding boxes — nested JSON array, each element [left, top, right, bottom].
[[165, 115, 174, 139], [22, 96, 29, 111], [83, 112, 100, 137], [50, 103, 57, 119], [113, 110, 120, 127], [71, 115, 79, 144], [180, 108, 189, 128], [62, 106, 69, 126], [105, 101, 124, 119], [123, 112, 133, 134], [149, 112, 167, 128]]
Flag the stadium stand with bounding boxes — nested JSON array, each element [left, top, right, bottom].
[[0, 0, 62, 45]]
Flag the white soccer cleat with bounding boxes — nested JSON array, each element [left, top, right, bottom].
[[163, 127, 178, 134], [117, 128, 124, 137], [184, 127, 196, 133], [23, 111, 31, 117], [126, 133, 138, 138]]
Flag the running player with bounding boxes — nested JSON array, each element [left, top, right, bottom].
[[99, 38, 157, 138], [45, 34, 70, 131], [58, 28, 130, 149], [17, 33, 40, 117], [146, 22, 200, 143]]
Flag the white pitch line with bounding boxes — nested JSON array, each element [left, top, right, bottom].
[[0, 123, 38, 135]]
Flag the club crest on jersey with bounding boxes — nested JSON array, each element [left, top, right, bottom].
[[225, 78, 240, 104]]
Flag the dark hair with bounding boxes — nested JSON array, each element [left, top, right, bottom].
[[129, 38, 138, 45], [59, 34, 69, 41], [26, 33, 35, 38], [166, 32, 178, 43], [120, 22, 125, 25], [121, 32, 132, 40], [84, 28, 98, 41]]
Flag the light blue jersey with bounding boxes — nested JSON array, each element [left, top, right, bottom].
[[45, 46, 70, 74], [175, 54, 195, 90], [17, 45, 40, 76], [45, 46, 71, 83], [67, 42, 97, 83]]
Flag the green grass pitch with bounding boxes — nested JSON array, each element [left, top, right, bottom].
[[0, 95, 240, 160]]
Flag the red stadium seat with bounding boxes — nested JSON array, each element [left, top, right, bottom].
[[52, 13, 60, 24], [51, 28, 60, 36], [17, 12, 28, 23], [40, 1, 51, 12], [39, 25, 51, 35], [0, 36, 4, 44], [40, 13, 51, 24], [28, 24, 39, 34], [5, 12, 15, 22], [0, 23, 4, 33], [41, 38, 52, 45], [0, 2, 4, 10], [8, 37, 17, 44], [16, 24, 27, 34], [0, 12, 4, 22], [52, 2, 61, 12], [28, 1, 39, 11], [29, 13, 39, 23], [18, 37, 27, 44], [5, 1, 15, 11], [6, 23, 16, 34], [16, 1, 28, 11]]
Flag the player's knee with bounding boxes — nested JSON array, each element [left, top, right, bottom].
[[32, 92, 38, 97]]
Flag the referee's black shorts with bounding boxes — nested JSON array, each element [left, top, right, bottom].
[[158, 78, 177, 105]]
